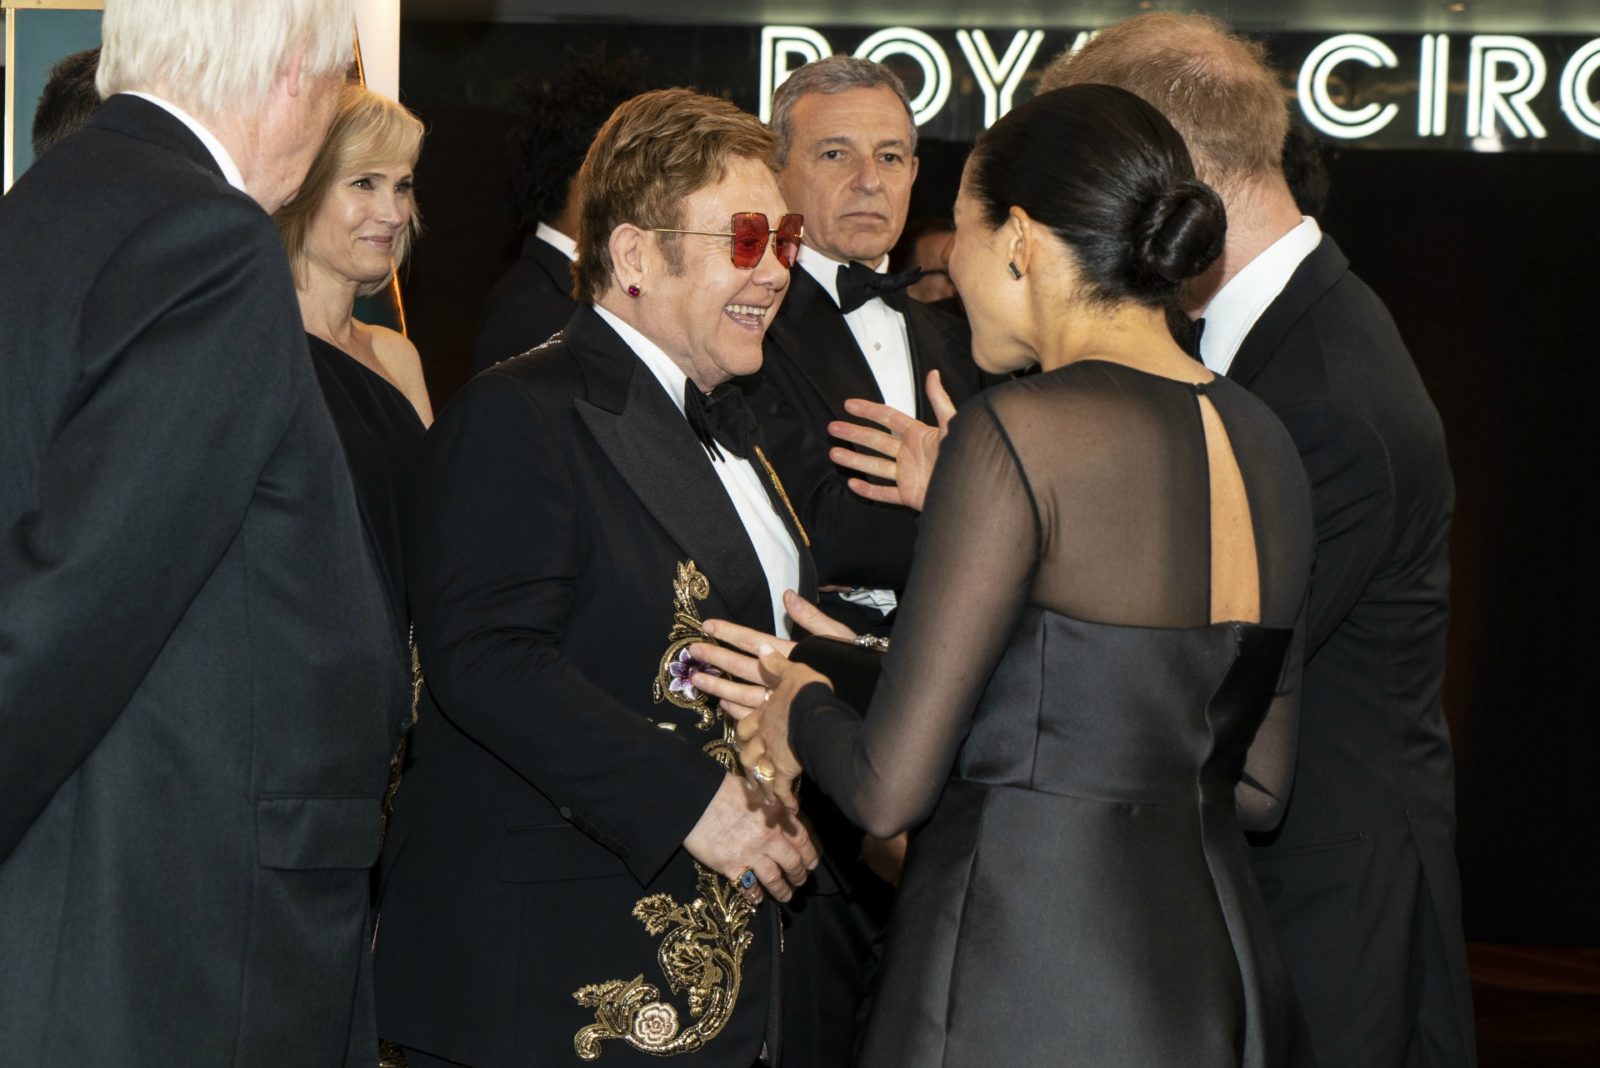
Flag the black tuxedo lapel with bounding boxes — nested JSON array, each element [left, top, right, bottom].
[[91, 94, 228, 183], [568, 308, 782, 631], [768, 268, 884, 422], [1228, 236, 1350, 388], [903, 301, 966, 422]]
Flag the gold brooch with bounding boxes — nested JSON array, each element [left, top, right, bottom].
[[572, 864, 756, 1060]]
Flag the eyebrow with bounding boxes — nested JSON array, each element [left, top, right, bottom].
[[812, 134, 911, 152]]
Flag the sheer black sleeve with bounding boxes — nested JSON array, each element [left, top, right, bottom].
[[790, 395, 1037, 838]]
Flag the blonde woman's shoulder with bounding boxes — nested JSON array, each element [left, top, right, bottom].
[[368, 323, 433, 427]]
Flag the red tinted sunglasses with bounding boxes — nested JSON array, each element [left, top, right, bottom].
[[651, 212, 804, 269]]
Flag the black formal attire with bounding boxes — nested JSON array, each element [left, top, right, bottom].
[[375, 306, 843, 1067], [786, 363, 1317, 1066], [747, 264, 985, 607], [1237, 237, 1474, 1067], [470, 231, 576, 374], [307, 333, 427, 640], [0, 95, 406, 1066]]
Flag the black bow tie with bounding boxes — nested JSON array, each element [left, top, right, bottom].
[[837, 262, 922, 314], [683, 380, 756, 462], [1169, 311, 1207, 362]]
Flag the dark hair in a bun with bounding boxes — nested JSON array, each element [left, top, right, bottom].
[[965, 84, 1226, 308]]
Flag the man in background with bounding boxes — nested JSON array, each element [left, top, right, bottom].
[[0, 2, 405, 1063], [30, 47, 100, 157], [1044, 15, 1474, 1068], [750, 56, 986, 638], [890, 217, 957, 306], [470, 53, 648, 373]]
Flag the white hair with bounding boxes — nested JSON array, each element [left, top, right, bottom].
[[97, 0, 353, 119]]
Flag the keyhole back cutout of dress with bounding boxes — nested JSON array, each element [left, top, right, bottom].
[[1198, 391, 1261, 625]]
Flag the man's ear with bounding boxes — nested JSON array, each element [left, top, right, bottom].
[[281, 50, 307, 97], [609, 224, 648, 290]]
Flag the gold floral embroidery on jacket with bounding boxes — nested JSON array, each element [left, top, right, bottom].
[[572, 863, 756, 1060], [651, 560, 743, 771]]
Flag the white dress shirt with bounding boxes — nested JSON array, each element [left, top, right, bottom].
[[796, 245, 914, 617], [593, 306, 801, 636], [122, 92, 247, 196], [535, 221, 578, 262], [797, 245, 918, 416], [1198, 216, 1322, 376]]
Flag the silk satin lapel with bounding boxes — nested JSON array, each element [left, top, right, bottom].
[[903, 302, 962, 422], [770, 269, 884, 421], [1227, 236, 1350, 387], [576, 365, 775, 632]]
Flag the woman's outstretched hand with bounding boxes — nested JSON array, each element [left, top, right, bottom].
[[729, 646, 827, 810], [827, 368, 957, 512], [689, 591, 853, 719], [689, 591, 850, 809]]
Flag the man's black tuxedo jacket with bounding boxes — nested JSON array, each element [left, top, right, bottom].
[[376, 305, 856, 1067], [0, 95, 406, 1066], [470, 232, 577, 374], [746, 266, 982, 591], [1238, 237, 1475, 1067]]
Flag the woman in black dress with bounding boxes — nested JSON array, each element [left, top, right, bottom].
[[694, 85, 1319, 1066], [273, 83, 430, 637]]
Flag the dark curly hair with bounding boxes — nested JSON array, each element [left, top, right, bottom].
[[509, 51, 650, 230]]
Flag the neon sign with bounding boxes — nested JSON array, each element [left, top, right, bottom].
[[759, 25, 1600, 150]]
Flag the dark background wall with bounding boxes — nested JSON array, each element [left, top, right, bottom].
[[394, 22, 1599, 945]]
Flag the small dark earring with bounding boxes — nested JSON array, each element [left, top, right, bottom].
[[626, 284, 641, 298], [1007, 262, 1022, 280]]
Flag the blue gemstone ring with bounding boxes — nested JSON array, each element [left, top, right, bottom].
[[739, 869, 758, 890]]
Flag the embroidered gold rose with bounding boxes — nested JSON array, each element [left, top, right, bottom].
[[571, 864, 756, 1060]]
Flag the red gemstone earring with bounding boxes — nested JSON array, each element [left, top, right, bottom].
[[626, 284, 641, 298]]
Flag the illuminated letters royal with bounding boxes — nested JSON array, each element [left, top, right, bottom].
[[757, 25, 1600, 148]]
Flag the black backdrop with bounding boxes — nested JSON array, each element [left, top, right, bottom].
[[395, 23, 1600, 946]]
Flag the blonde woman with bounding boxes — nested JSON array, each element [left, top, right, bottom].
[[275, 82, 430, 635]]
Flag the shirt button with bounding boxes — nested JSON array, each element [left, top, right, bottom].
[[559, 806, 573, 820], [873, 342, 882, 350]]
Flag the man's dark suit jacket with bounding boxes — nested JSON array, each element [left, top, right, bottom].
[[746, 265, 982, 595], [375, 305, 864, 1067], [470, 231, 577, 374], [1238, 236, 1475, 1068], [0, 95, 406, 1066]]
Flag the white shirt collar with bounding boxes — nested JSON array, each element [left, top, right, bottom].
[[122, 92, 247, 196], [536, 221, 579, 262], [797, 244, 887, 309], [1198, 216, 1322, 375], [592, 305, 690, 415]]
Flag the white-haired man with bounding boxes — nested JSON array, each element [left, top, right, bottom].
[[0, 2, 406, 1065]]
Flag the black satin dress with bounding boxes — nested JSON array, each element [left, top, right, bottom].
[[788, 361, 1320, 1066], [307, 332, 425, 640]]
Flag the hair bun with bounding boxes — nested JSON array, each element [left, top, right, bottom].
[[1129, 179, 1226, 287]]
